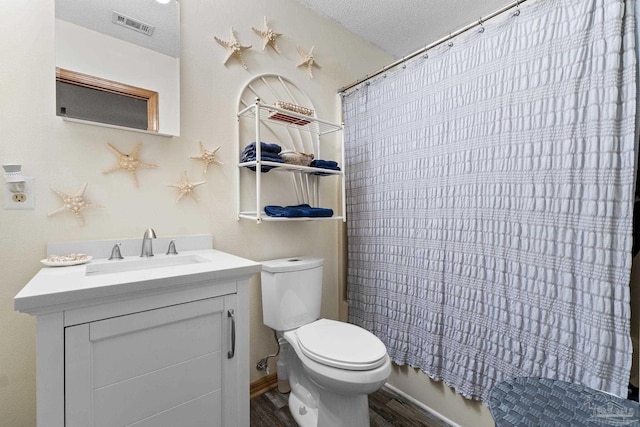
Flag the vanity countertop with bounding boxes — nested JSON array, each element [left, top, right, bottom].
[[15, 249, 262, 314]]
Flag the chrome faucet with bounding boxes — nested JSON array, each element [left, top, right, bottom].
[[140, 228, 157, 257]]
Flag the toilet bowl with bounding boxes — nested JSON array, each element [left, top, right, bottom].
[[261, 257, 391, 427], [278, 319, 392, 427]]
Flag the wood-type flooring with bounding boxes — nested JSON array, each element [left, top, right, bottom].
[[250, 386, 453, 427]]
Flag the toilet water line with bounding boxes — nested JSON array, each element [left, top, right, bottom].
[[256, 330, 280, 374]]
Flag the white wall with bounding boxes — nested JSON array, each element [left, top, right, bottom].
[[0, 0, 391, 425], [55, 19, 180, 135]]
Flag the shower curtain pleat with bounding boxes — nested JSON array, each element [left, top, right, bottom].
[[343, 0, 637, 400]]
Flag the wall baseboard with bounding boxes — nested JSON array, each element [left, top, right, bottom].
[[250, 373, 278, 399], [383, 383, 464, 427]]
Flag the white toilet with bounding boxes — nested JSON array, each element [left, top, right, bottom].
[[261, 257, 391, 427]]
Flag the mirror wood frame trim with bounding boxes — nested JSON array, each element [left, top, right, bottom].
[[56, 67, 159, 132]]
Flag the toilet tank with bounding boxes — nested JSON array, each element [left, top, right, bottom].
[[261, 257, 324, 331]]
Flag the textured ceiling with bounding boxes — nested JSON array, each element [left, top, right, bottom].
[[55, 0, 517, 64], [294, 0, 514, 59]]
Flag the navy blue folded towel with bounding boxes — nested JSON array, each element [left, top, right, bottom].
[[241, 142, 282, 156], [309, 159, 340, 175], [241, 151, 283, 162], [264, 204, 334, 218], [310, 159, 338, 168], [244, 155, 284, 172], [241, 142, 283, 172]]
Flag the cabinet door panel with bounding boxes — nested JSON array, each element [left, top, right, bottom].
[[128, 390, 221, 427], [93, 352, 221, 427], [90, 298, 223, 388], [89, 297, 223, 340]]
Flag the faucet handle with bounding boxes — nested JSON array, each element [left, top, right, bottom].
[[108, 243, 124, 260], [166, 239, 178, 255]]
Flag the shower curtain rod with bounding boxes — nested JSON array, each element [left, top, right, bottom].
[[338, 0, 529, 93]]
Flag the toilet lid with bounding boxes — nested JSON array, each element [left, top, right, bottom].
[[295, 319, 387, 371]]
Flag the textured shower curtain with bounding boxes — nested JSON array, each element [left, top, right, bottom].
[[343, 0, 637, 400]]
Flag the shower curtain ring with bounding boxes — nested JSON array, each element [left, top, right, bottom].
[[514, 0, 521, 16], [478, 18, 485, 33], [448, 33, 454, 47]]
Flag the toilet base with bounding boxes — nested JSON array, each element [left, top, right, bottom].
[[289, 390, 370, 427], [290, 392, 319, 427], [316, 389, 369, 427]]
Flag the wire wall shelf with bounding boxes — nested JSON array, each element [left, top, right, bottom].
[[238, 212, 345, 222], [236, 74, 346, 224], [237, 160, 343, 176], [237, 102, 343, 136]]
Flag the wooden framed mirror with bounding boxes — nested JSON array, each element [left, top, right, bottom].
[[56, 68, 159, 132]]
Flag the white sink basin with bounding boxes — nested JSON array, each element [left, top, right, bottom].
[[85, 254, 210, 276]]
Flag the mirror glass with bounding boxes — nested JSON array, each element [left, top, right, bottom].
[[55, 0, 180, 136]]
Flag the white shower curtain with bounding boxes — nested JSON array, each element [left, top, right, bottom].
[[343, 0, 637, 400]]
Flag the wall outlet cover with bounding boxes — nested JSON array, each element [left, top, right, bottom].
[[4, 177, 34, 210]]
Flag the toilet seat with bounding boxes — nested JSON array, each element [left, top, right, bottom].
[[295, 319, 388, 371]]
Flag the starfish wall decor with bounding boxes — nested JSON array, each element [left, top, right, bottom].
[[191, 141, 223, 174], [169, 171, 206, 203], [214, 28, 252, 70], [252, 16, 282, 53], [48, 183, 103, 225], [103, 142, 158, 187], [297, 45, 321, 79]]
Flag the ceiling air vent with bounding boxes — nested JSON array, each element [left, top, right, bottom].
[[111, 12, 155, 36]]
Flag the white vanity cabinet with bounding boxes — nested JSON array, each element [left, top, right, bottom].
[[15, 246, 260, 427]]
